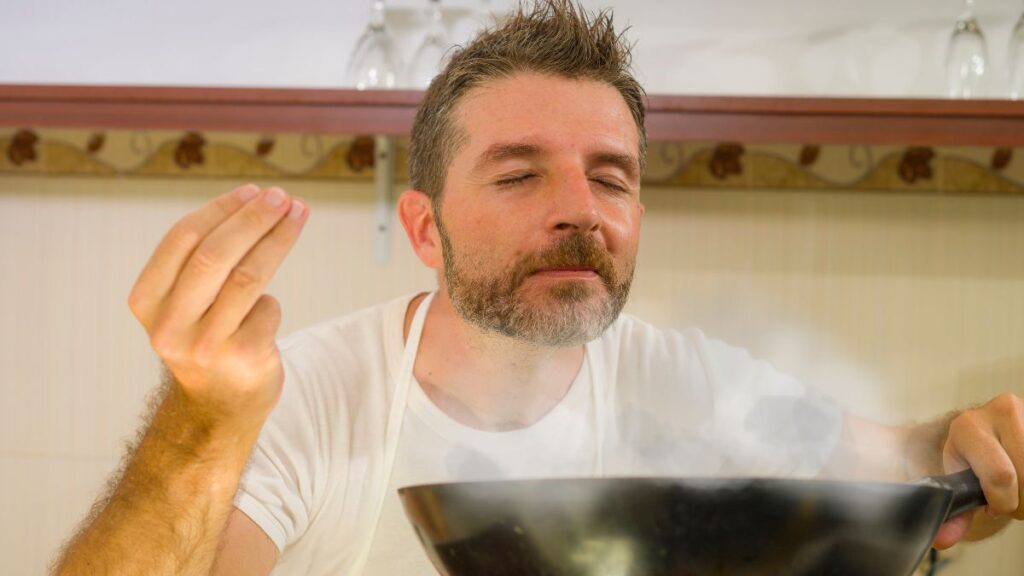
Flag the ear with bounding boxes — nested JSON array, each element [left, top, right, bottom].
[[398, 189, 443, 269]]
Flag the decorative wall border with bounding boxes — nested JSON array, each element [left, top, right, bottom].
[[2, 128, 1022, 195]]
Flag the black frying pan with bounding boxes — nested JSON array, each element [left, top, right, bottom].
[[398, 470, 986, 576]]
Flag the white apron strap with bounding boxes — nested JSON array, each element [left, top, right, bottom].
[[351, 291, 435, 575], [585, 340, 608, 477]]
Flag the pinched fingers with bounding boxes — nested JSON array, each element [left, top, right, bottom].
[[128, 184, 259, 328], [195, 197, 308, 351], [157, 187, 296, 337]]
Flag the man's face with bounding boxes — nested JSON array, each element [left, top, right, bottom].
[[435, 72, 644, 346]]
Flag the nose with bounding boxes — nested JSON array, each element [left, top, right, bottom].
[[547, 168, 601, 234]]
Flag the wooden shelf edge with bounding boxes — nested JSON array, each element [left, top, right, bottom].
[[2, 84, 1024, 146]]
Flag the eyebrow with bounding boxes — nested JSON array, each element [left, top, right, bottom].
[[473, 142, 641, 184], [473, 143, 542, 173]]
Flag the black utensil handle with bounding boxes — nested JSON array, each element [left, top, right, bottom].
[[925, 469, 988, 519]]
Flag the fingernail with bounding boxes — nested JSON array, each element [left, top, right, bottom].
[[265, 187, 287, 208], [237, 185, 259, 202], [289, 199, 305, 220]]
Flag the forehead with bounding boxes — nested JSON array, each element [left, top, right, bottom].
[[449, 72, 640, 170]]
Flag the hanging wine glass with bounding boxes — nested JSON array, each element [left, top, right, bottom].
[[945, 0, 988, 98], [346, 0, 403, 90], [408, 0, 452, 89], [1009, 1, 1024, 99]]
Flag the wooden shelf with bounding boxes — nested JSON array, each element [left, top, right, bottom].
[[2, 84, 1024, 146]]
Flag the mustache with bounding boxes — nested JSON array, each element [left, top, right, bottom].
[[510, 234, 618, 289]]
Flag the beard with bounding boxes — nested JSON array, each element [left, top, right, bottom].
[[436, 214, 635, 347]]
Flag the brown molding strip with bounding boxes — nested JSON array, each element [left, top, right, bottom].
[[2, 84, 1024, 146], [645, 95, 1024, 146], [0, 85, 422, 135]]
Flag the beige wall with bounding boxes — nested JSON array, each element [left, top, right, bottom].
[[2, 175, 1021, 574]]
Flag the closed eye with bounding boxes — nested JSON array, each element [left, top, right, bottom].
[[592, 179, 628, 193], [496, 173, 536, 187], [496, 174, 629, 193]]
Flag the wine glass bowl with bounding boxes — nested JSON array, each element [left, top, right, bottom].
[[346, 0, 404, 90], [945, 0, 988, 98], [1009, 4, 1024, 99], [408, 0, 452, 89]]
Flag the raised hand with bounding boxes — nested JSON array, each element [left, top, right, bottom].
[[127, 183, 308, 429]]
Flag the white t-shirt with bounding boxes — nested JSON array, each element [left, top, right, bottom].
[[234, 293, 843, 575]]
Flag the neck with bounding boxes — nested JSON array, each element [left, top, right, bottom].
[[406, 289, 585, 432]]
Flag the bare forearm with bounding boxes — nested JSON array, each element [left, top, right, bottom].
[[821, 414, 910, 482], [826, 411, 959, 483], [52, 386, 261, 575], [903, 411, 958, 480]]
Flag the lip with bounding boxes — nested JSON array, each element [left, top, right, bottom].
[[531, 268, 599, 279]]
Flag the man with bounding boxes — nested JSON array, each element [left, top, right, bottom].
[[53, 1, 1023, 575]]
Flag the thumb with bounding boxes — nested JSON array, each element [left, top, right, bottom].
[[932, 511, 973, 550]]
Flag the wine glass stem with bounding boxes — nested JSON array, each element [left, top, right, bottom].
[[370, 0, 386, 28], [428, 0, 444, 37]]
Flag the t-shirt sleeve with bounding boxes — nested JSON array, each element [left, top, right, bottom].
[[234, 344, 336, 553], [698, 336, 845, 478]]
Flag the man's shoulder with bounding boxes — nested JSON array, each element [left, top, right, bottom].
[[272, 294, 415, 395], [599, 312, 709, 356], [591, 313, 717, 389], [279, 294, 411, 352]]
